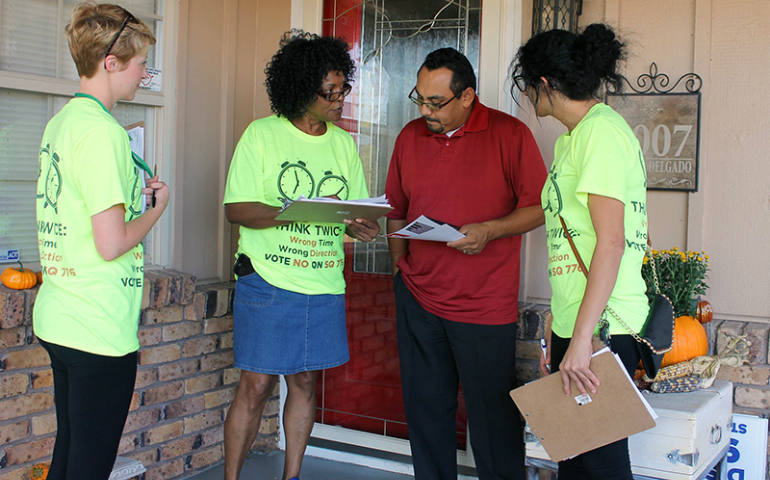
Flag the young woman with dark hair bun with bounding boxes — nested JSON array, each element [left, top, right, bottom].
[[511, 24, 650, 479]]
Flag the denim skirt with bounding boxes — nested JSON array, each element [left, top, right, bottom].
[[232, 271, 349, 375]]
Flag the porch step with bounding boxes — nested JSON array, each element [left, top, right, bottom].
[[109, 456, 146, 480]]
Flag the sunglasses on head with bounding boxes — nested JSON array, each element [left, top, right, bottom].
[[103, 8, 139, 68]]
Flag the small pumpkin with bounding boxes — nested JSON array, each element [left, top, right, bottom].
[[696, 299, 713, 324], [36, 271, 44, 285], [660, 315, 709, 367], [30, 462, 49, 480], [1, 261, 37, 290]]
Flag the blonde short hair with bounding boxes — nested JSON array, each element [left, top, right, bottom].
[[66, 2, 156, 78]]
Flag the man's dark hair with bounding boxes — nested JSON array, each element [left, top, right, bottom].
[[421, 47, 476, 96], [265, 29, 355, 120]]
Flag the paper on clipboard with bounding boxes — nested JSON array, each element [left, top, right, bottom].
[[384, 215, 466, 242], [510, 348, 657, 462], [275, 195, 393, 223]]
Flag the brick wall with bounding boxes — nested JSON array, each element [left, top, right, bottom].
[[712, 319, 770, 475], [0, 270, 278, 480]]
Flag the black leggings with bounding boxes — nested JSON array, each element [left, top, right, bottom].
[[549, 334, 640, 480], [39, 339, 137, 480]]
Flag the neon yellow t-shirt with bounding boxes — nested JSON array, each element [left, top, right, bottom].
[[34, 95, 144, 356], [223, 115, 369, 295], [542, 103, 650, 338]]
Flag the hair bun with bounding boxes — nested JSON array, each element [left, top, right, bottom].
[[576, 24, 624, 80]]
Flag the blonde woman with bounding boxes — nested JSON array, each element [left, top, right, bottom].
[[35, 3, 167, 479]]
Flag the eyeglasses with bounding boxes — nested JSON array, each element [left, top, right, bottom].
[[408, 87, 460, 112], [513, 75, 556, 93], [512, 75, 528, 92], [316, 83, 352, 102], [104, 8, 139, 66]]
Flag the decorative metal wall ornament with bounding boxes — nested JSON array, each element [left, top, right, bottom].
[[532, 0, 582, 34], [608, 62, 703, 95], [606, 63, 703, 192]]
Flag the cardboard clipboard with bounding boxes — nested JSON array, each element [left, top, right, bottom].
[[275, 199, 393, 223], [510, 349, 656, 462]]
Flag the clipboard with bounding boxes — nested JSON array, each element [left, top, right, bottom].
[[510, 349, 657, 462], [275, 198, 393, 223]]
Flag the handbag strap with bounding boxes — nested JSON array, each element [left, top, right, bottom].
[[557, 215, 661, 345], [559, 216, 589, 277]]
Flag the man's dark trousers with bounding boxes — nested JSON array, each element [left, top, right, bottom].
[[394, 272, 525, 480]]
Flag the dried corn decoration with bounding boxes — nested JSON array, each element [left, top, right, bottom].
[[651, 375, 700, 393], [691, 333, 750, 388], [643, 361, 694, 383]]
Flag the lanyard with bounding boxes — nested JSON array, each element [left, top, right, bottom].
[[73, 93, 154, 177]]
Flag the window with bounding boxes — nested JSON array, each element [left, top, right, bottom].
[[0, 0, 171, 267], [323, 0, 482, 274]]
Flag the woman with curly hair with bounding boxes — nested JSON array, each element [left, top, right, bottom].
[[510, 24, 648, 479], [222, 30, 379, 480]]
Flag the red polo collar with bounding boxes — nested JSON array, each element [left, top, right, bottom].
[[416, 96, 489, 138]]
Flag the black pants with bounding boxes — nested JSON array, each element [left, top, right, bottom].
[[394, 273, 525, 480], [549, 333, 640, 480], [39, 338, 137, 480]]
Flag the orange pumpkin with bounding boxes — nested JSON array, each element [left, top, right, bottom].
[[1, 261, 37, 290], [660, 315, 709, 367], [696, 299, 713, 324], [36, 271, 44, 285], [30, 463, 49, 480]]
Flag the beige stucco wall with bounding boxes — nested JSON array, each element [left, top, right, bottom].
[[704, 0, 770, 320], [522, 0, 770, 323], [174, 0, 291, 282]]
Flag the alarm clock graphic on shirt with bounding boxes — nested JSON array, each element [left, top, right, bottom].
[[317, 170, 349, 200], [277, 160, 315, 200], [41, 146, 62, 213], [543, 171, 563, 217]]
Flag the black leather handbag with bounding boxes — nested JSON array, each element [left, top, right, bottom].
[[559, 216, 675, 379]]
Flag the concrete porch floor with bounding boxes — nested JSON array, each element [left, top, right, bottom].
[[186, 450, 416, 480]]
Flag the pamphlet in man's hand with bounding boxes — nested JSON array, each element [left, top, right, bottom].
[[384, 215, 466, 242], [276, 195, 393, 223]]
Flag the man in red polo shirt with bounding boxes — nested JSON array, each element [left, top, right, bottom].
[[385, 48, 547, 480]]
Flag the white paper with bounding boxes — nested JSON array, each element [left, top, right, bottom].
[[384, 214, 466, 242], [293, 194, 390, 207], [140, 67, 162, 92]]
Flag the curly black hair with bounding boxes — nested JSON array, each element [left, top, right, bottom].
[[265, 30, 356, 120], [510, 23, 626, 108]]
